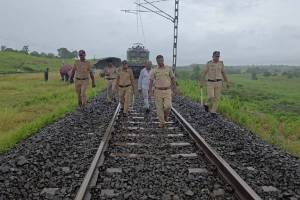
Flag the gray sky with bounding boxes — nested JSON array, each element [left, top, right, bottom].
[[0, 0, 300, 65]]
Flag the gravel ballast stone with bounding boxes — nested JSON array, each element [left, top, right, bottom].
[[173, 96, 300, 199], [0, 92, 117, 200]]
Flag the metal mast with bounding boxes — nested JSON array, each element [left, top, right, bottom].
[[122, 0, 179, 74], [172, 0, 179, 74]]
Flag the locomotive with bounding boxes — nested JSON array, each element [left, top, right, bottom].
[[127, 43, 150, 78]]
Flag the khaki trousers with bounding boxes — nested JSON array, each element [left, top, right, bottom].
[[75, 79, 89, 106], [154, 89, 172, 124], [118, 86, 132, 113], [207, 81, 222, 113], [106, 79, 116, 102]]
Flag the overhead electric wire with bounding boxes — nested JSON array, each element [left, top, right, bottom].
[[143, 0, 174, 21]]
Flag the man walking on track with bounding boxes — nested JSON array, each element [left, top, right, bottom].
[[149, 55, 177, 128], [116, 60, 135, 117], [101, 61, 117, 103], [138, 60, 152, 113], [199, 51, 229, 117], [70, 50, 96, 109]]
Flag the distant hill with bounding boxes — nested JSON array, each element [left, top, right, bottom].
[[0, 51, 74, 74]]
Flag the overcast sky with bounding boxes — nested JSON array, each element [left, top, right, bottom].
[[0, 0, 300, 65]]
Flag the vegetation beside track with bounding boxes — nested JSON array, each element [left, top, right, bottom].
[[0, 51, 73, 74], [177, 73, 300, 158], [0, 72, 105, 152]]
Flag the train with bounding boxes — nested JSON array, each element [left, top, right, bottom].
[[127, 43, 150, 78], [94, 43, 149, 78]]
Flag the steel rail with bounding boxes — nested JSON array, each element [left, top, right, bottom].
[[171, 107, 262, 200], [74, 103, 121, 200], [75, 103, 261, 200]]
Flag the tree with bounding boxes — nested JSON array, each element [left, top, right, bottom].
[[4, 48, 15, 52], [251, 72, 257, 80], [57, 48, 78, 59], [30, 51, 40, 57], [57, 48, 69, 58], [40, 52, 47, 57], [1, 45, 6, 51], [263, 71, 271, 77], [47, 53, 55, 58], [71, 50, 78, 58]]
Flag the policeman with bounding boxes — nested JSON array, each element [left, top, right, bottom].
[[70, 50, 96, 109], [116, 60, 135, 117], [101, 62, 117, 103], [138, 60, 152, 113], [149, 55, 177, 128], [199, 51, 229, 116]]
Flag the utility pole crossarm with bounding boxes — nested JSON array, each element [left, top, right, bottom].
[[134, 2, 174, 22], [121, 9, 154, 13], [143, 0, 174, 22]]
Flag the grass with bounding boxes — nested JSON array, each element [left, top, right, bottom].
[[177, 74, 300, 157], [0, 51, 73, 74], [0, 72, 105, 152]]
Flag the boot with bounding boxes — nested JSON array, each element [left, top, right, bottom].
[[204, 105, 209, 112]]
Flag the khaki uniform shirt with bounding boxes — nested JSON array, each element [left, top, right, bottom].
[[117, 67, 134, 86], [104, 66, 117, 79], [150, 66, 175, 88], [203, 60, 224, 80], [73, 60, 91, 79]]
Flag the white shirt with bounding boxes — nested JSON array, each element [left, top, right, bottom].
[[138, 68, 151, 90]]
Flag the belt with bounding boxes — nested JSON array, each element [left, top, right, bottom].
[[106, 78, 116, 80], [76, 77, 88, 80], [155, 87, 171, 90], [119, 84, 131, 88], [208, 79, 222, 82]]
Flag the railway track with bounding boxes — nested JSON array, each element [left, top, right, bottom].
[[75, 97, 261, 200]]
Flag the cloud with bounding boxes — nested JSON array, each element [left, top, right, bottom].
[[0, 0, 300, 65]]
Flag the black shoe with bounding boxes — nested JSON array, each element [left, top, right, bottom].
[[204, 105, 209, 112], [211, 113, 217, 118], [145, 108, 150, 114], [123, 113, 128, 117]]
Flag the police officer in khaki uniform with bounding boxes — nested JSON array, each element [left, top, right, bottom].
[[70, 50, 96, 109], [199, 51, 229, 116], [101, 62, 117, 103], [116, 60, 135, 117], [149, 55, 177, 128]]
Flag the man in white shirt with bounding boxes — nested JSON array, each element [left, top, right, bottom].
[[138, 60, 152, 113]]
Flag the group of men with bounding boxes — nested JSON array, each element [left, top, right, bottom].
[[69, 49, 229, 128]]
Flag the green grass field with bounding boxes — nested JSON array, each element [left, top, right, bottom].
[[178, 74, 300, 157], [0, 72, 105, 152], [0, 51, 73, 74]]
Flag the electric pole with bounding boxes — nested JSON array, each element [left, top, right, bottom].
[[122, 0, 179, 74], [172, 0, 179, 74]]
